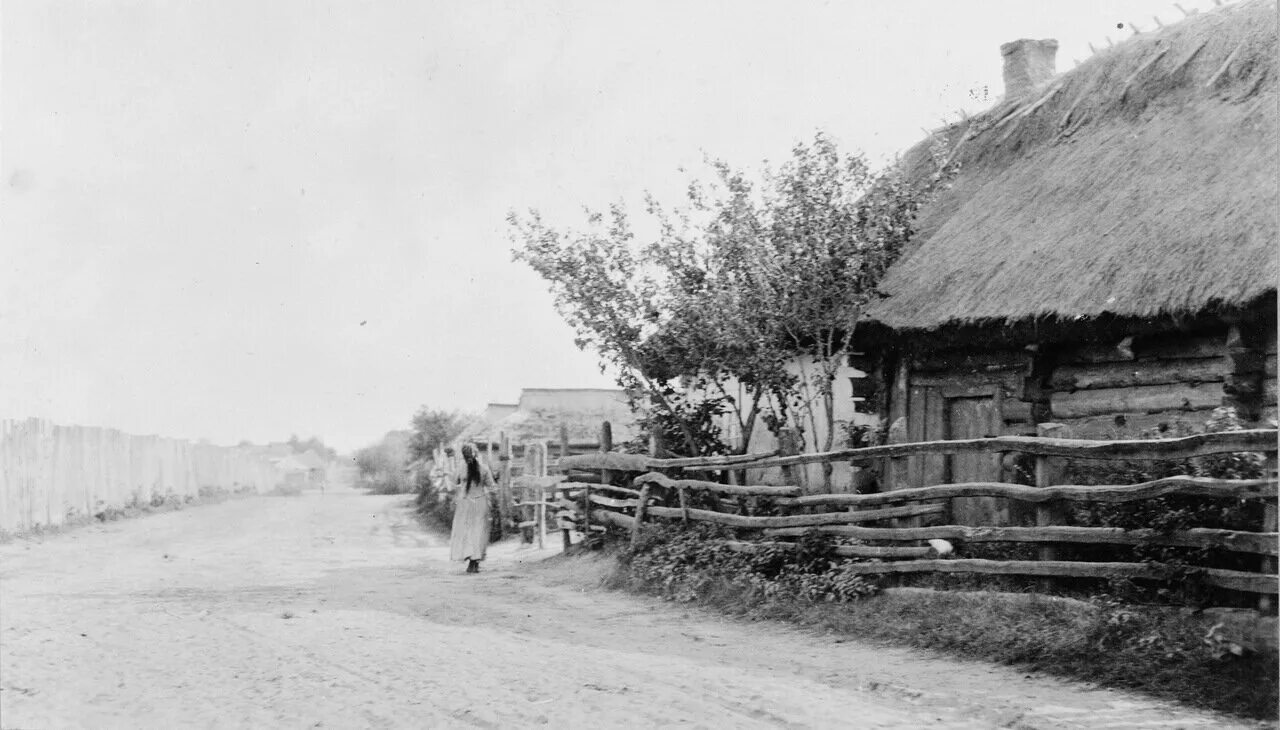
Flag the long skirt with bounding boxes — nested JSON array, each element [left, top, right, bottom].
[[450, 491, 490, 562]]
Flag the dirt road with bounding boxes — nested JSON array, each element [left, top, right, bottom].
[[0, 489, 1268, 729]]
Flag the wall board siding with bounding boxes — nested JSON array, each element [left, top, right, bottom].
[[912, 349, 1030, 374], [1068, 333, 1224, 364], [1053, 410, 1214, 440], [1050, 358, 1225, 392], [1050, 382, 1225, 420]]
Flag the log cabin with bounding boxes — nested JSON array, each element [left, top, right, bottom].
[[857, 0, 1278, 522]]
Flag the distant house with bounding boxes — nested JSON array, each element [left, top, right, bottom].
[[294, 449, 328, 484], [854, 0, 1277, 522], [272, 455, 309, 489], [450, 389, 638, 467]]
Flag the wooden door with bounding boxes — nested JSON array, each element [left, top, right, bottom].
[[945, 393, 1005, 525]]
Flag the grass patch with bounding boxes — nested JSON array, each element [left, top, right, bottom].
[[599, 522, 1278, 721]]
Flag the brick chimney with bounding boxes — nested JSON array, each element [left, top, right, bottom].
[[1000, 39, 1058, 99]]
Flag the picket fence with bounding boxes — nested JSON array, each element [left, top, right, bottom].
[[0, 418, 283, 533], [544, 424, 1280, 600]]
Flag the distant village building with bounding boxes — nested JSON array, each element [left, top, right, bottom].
[[447, 388, 639, 473], [854, 0, 1276, 521]]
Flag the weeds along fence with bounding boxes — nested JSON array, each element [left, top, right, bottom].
[[0, 418, 283, 534], [546, 424, 1279, 601]]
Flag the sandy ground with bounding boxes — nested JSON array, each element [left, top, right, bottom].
[[0, 486, 1271, 730]]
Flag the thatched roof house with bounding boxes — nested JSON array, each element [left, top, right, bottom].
[[858, 0, 1277, 523], [873, 1, 1276, 334], [451, 389, 637, 459], [496, 388, 636, 445]]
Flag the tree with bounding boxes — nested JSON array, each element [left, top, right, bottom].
[[509, 206, 714, 456], [749, 132, 950, 488], [408, 408, 474, 463], [642, 163, 798, 456], [354, 430, 412, 494], [511, 131, 949, 475]]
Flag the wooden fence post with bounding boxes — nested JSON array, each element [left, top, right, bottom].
[[631, 483, 651, 545], [1262, 453, 1277, 614], [499, 433, 513, 538], [535, 440, 547, 550], [600, 421, 613, 485], [559, 425, 571, 551], [1036, 423, 1068, 590]]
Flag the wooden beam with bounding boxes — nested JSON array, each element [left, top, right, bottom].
[[724, 540, 934, 560], [661, 429, 1276, 470], [761, 524, 1278, 556], [773, 476, 1276, 508], [835, 558, 1277, 594], [644, 502, 944, 529], [589, 509, 635, 531], [559, 452, 654, 472], [1050, 382, 1224, 419], [1049, 358, 1223, 392], [633, 472, 802, 497]]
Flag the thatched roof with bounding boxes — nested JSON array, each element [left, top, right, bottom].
[[867, 0, 1278, 334], [455, 389, 638, 447], [496, 388, 637, 445]]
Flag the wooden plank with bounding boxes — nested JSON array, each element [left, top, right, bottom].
[[774, 476, 1276, 508], [631, 484, 651, 544], [835, 558, 1277, 594], [1055, 410, 1201, 440], [644, 502, 945, 529], [632, 472, 802, 497], [1001, 399, 1033, 424], [1067, 334, 1223, 364], [1050, 359, 1225, 392], [906, 386, 927, 488], [648, 430, 1279, 472], [1051, 382, 1224, 419], [589, 508, 635, 531], [559, 452, 653, 473], [656, 451, 781, 469], [511, 475, 566, 490], [922, 389, 947, 487], [887, 355, 910, 491], [1036, 424, 1068, 569], [723, 540, 934, 560], [587, 493, 639, 509], [557, 482, 641, 498], [730, 430, 1279, 470], [761, 524, 1279, 556], [912, 349, 1028, 373]]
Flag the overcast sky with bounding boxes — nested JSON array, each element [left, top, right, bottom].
[[2, 0, 1220, 452]]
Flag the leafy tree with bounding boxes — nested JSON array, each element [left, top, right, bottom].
[[509, 206, 712, 456], [354, 431, 412, 494], [746, 132, 951, 488], [408, 408, 474, 463], [512, 131, 949, 476]]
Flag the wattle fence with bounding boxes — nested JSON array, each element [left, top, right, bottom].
[[544, 424, 1279, 601], [0, 418, 283, 534]]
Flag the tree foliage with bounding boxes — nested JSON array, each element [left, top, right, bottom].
[[407, 408, 474, 463], [511, 131, 948, 471]]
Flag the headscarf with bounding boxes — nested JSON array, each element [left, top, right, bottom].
[[460, 443, 482, 490]]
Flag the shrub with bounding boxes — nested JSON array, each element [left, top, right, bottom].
[[618, 522, 878, 605]]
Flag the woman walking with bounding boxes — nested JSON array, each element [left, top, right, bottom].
[[450, 443, 494, 573]]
